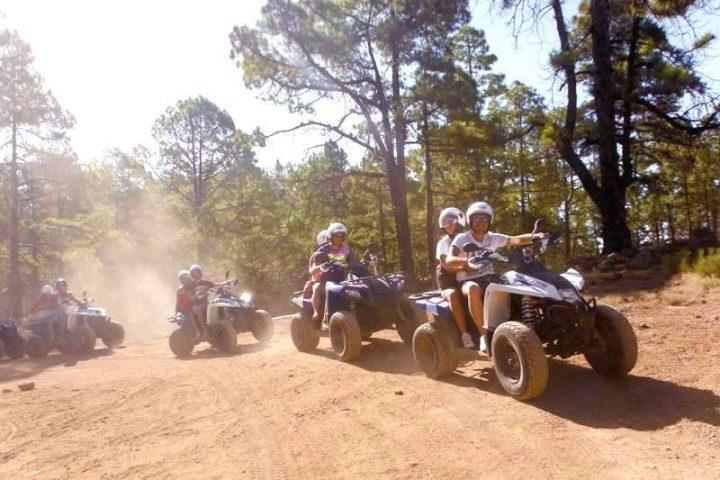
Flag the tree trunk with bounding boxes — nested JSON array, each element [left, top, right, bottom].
[[388, 25, 414, 279], [422, 104, 434, 276], [9, 120, 23, 317], [590, 0, 633, 253]]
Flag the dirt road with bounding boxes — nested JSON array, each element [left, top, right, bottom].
[[1, 277, 719, 479]]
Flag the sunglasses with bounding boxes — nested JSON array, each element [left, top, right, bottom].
[[470, 215, 491, 223]]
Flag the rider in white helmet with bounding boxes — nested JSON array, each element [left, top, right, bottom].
[[309, 222, 355, 328], [187, 264, 231, 338], [30, 284, 61, 341], [303, 229, 331, 297], [435, 208, 474, 349], [446, 201, 547, 352]]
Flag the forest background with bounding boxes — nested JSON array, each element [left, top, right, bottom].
[[2, 1, 719, 336]]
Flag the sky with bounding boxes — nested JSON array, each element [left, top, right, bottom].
[[2, 0, 718, 169]]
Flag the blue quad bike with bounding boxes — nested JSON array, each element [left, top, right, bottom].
[[411, 219, 638, 400], [167, 280, 274, 358], [0, 320, 26, 360], [24, 311, 96, 359], [289, 244, 421, 362]]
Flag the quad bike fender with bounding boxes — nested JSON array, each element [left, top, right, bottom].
[[483, 283, 549, 330]]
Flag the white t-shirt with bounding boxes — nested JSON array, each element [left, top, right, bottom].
[[435, 235, 452, 261], [450, 231, 510, 281]]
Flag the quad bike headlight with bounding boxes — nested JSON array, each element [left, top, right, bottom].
[[240, 292, 253, 303]]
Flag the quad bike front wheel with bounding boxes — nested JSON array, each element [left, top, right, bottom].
[[26, 334, 50, 359], [251, 310, 274, 344], [583, 305, 638, 377], [0, 339, 5, 359], [208, 320, 237, 353], [329, 310, 362, 362], [101, 321, 125, 349], [169, 328, 194, 358], [290, 314, 319, 352], [491, 321, 549, 401], [72, 325, 97, 354], [412, 322, 458, 378], [4, 335, 26, 359]]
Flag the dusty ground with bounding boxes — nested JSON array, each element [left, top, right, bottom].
[[1, 273, 718, 480]]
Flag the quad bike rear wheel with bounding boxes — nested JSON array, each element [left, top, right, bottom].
[[101, 321, 125, 349], [0, 339, 5, 359], [491, 321, 548, 401], [4, 335, 26, 359], [329, 310, 362, 362], [412, 322, 458, 378], [583, 305, 638, 377], [72, 325, 97, 354], [169, 328, 194, 358], [251, 310, 274, 344], [26, 334, 50, 359], [208, 319, 237, 353], [396, 298, 421, 346], [290, 314, 319, 352]]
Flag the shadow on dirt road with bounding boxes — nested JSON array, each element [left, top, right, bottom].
[[175, 342, 270, 360], [447, 359, 719, 431], [0, 348, 116, 383], [309, 337, 418, 375]]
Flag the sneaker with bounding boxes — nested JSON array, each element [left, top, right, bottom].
[[479, 335, 488, 354], [461, 332, 475, 349]]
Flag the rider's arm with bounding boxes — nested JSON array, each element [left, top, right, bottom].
[[445, 246, 472, 271], [507, 232, 548, 247]]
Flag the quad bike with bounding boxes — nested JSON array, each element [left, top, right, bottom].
[[0, 320, 26, 360], [168, 280, 274, 358], [69, 293, 124, 349], [289, 243, 421, 362], [24, 308, 97, 359], [411, 219, 638, 401]]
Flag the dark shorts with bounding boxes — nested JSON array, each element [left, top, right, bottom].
[[436, 265, 459, 290], [460, 274, 502, 296]]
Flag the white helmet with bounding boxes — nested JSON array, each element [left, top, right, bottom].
[[316, 229, 330, 246], [327, 222, 348, 236], [466, 201, 494, 223], [189, 264, 202, 275], [41, 284, 54, 295], [178, 270, 191, 281], [438, 207, 466, 229]]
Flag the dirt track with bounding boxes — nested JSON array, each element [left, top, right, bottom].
[[1, 276, 719, 480]]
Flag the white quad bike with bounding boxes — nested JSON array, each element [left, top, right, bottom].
[[68, 293, 125, 349], [411, 219, 638, 401], [168, 280, 274, 358]]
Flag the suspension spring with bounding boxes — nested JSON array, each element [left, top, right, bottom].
[[522, 296, 540, 325]]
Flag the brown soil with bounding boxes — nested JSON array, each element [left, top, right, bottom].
[[1, 273, 718, 479]]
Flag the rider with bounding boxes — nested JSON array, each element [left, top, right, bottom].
[[436, 207, 474, 349], [309, 222, 354, 329], [30, 285, 61, 341], [446, 202, 545, 352], [304, 229, 330, 297], [188, 264, 232, 337], [55, 278, 79, 331], [175, 270, 201, 336]]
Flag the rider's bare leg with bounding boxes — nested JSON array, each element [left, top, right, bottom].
[[442, 288, 469, 334], [461, 282, 486, 334], [311, 282, 324, 322], [190, 304, 205, 337]]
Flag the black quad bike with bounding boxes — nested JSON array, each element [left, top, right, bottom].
[[0, 320, 26, 360], [411, 219, 638, 400], [168, 280, 274, 358], [289, 243, 421, 362]]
